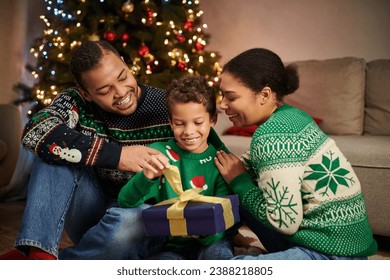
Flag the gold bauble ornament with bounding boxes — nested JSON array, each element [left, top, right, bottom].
[[170, 48, 183, 59], [122, 1, 134, 13], [88, 34, 100, 41]]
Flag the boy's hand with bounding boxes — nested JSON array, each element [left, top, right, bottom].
[[214, 150, 247, 184], [143, 160, 166, 180]]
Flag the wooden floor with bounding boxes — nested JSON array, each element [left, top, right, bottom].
[[0, 200, 72, 256], [1, 200, 390, 259]]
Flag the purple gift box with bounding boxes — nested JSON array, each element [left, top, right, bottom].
[[141, 195, 240, 236]]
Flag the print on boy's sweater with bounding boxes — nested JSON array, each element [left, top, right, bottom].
[[166, 145, 180, 162], [190, 176, 208, 191]]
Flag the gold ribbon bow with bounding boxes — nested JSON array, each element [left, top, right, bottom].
[[155, 166, 235, 236]]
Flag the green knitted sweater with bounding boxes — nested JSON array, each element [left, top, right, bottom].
[[118, 139, 233, 254], [230, 104, 377, 257]]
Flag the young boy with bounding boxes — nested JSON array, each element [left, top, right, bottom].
[[118, 75, 235, 260]]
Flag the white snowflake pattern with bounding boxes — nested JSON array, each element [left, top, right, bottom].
[[263, 178, 298, 229]]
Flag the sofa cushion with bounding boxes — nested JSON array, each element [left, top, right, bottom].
[[364, 59, 390, 135], [284, 57, 366, 135], [330, 135, 390, 168], [220, 135, 252, 156]]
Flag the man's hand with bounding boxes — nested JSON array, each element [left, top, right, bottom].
[[118, 145, 170, 173], [214, 150, 247, 184]]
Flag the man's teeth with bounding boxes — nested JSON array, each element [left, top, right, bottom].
[[228, 114, 237, 117], [117, 95, 130, 105]]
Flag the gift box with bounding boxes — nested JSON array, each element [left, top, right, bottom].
[[142, 194, 240, 236]]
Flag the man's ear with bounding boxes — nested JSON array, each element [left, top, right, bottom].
[[79, 87, 93, 102]]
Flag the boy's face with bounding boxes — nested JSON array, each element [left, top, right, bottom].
[[169, 102, 216, 154], [79, 51, 141, 116]]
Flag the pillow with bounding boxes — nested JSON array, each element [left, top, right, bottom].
[[225, 125, 258, 137], [284, 57, 365, 135], [224, 117, 322, 137], [364, 59, 390, 135], [312, 117, 323, 125]]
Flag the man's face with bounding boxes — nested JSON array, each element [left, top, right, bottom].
[[80, 51, 141, 116]]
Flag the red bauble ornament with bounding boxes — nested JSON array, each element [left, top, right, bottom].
[[138, 44, 150, 57], [120, 33, 130, 42], [176, 34, 185, 43], [146, 8, 154, 24], [104, 30, 116, 42], [195, 42, 204, 52], [184, 19, 194, 31], [146, 8, 153, 18], [177, 61, 187, 71]]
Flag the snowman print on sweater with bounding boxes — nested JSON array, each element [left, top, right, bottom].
[[49, 142, 82, 163]]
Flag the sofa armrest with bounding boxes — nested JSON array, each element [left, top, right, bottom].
[[0, 139, 7, 162], [0, 104, 21, 188]]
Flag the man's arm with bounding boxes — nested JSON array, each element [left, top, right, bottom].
[[22, 89, 128, 171]]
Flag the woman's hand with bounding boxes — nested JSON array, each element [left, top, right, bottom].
[[214, 150, 247, 184]]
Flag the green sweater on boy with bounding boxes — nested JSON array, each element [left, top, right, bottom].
[[118, 139, 232, 253], [231, 104, 377, 257]]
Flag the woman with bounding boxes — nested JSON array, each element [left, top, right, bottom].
[[214, 48, 377, 260]]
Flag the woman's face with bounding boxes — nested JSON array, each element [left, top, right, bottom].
[[219, 72, 270, 127]]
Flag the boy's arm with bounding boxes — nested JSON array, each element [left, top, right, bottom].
[[118, 141, 167, 208], [118, 172, 161, 208], [21, 89, 121, 168], [213, 174, 232, 196]]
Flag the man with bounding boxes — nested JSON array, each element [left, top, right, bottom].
[[14, 40, 225, 259]]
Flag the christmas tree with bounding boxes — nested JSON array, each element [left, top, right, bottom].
[[17, 0, 222, 114]]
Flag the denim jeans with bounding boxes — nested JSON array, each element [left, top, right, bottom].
[[149, 238, 234, 260], [232, 246, 368, 260], [14, 158, 158, 259]]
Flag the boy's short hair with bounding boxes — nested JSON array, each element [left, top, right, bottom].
[[165, 75, 216, 119]]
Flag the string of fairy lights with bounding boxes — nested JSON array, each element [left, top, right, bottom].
[[28, 0, 222, 106]]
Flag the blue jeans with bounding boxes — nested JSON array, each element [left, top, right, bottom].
[[149, 238, 234, 260], [233, 246, 368, 260], [14, 158, 159, 259]]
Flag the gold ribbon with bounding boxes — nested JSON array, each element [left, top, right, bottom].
[[155, 166, 235, 236]]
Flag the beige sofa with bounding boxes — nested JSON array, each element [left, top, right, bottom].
[[214, 57, 390, 238]]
